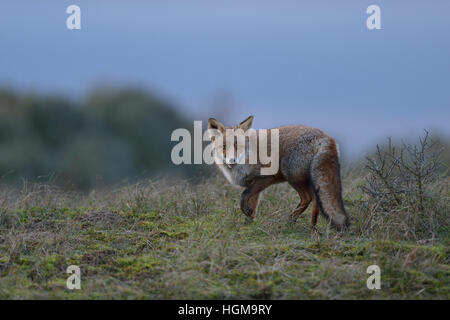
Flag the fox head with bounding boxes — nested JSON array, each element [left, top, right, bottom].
[[207, 115, 254, 169]]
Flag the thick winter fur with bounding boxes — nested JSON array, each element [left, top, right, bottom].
[[208, 116, 350, 230]]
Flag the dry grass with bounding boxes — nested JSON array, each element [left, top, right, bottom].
[[0, 133, 448, 299], [0, 170, 448, 299]]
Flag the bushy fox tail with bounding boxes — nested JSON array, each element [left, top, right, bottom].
[[310, 139, 350, 230]]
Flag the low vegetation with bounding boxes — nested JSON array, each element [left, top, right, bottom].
[[0, 133, 448, 299]]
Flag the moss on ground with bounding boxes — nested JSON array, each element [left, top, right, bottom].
[[0, 177, 448, 299]]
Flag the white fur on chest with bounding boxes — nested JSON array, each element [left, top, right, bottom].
[[217, 164, 253, 186]]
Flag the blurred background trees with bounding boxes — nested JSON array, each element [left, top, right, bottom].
[[0, 87, 448, 192], [0, 88, 206, 190]]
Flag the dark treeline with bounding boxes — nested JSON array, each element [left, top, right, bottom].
[[0, 88, 207, 190]]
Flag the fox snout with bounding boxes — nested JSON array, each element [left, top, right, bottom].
[[214, 150, 238, 169], [224, 157, 237, 169]]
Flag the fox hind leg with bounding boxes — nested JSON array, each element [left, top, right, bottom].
[[310, 193, 319, 227], [289, 183, 313, 222], [310, 193, 321, 237]]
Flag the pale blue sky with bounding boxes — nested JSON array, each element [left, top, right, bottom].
[[1, 0, 449, 158]]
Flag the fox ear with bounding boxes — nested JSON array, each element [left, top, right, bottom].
[[239, 115, 254, 131], [208, 118, 225, 132]]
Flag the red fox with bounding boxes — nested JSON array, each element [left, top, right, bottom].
[[207, 115, 350, 231]]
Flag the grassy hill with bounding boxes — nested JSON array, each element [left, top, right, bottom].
[[0, 168, 448, 299]]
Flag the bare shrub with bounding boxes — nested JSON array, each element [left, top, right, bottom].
[[360, 131, 448, 241]]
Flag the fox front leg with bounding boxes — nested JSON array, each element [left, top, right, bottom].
[[239, 176, 278, 223], [240, 188, 260, 223]]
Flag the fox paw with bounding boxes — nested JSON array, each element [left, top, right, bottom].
[[242, 207, 254, 223], [244, 216, 254, 225], [288, 214, 298, 224], [242, 207, 253, 217], [311, 226, 321, 240]]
